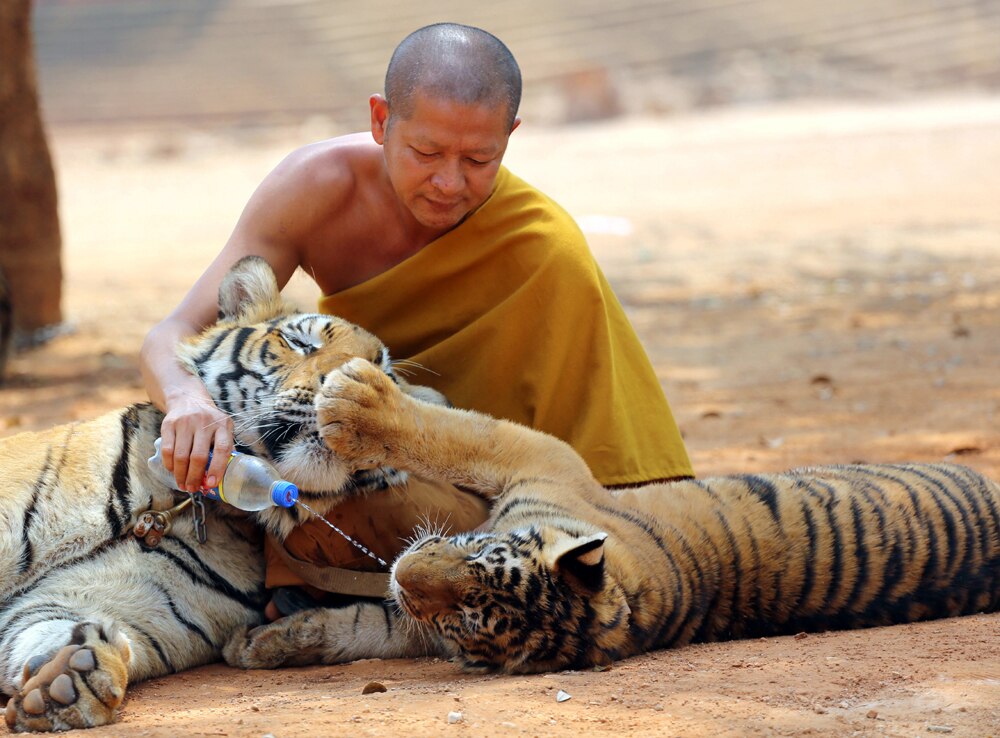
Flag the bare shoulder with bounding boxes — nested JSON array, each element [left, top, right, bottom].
[[238, 133, 383, 253], [264, 133, 378, 206], [232, 132, 400, 295]]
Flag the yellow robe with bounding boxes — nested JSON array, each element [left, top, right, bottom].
[[265, 166, 692, 589], [321, 166, 692, 483]]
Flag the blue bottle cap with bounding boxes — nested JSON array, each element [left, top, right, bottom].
[[271, 480, 299, 508]]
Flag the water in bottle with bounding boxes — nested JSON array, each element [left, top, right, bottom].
[[148, 437, 298, 511], [147, 440, 388, 567]]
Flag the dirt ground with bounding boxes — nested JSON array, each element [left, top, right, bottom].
[[2, 95, 1000, 736]]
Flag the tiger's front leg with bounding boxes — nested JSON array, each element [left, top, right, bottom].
[[317, 358, 595, 500], [222, 602, 441, 669], [3, 622, 129, 733]]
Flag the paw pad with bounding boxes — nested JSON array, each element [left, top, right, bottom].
[[68, 648, 95, 672], [19, 690, 45, 715], [49, 674, 76, 705]]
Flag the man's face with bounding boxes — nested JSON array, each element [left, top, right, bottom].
[[372, 93, 518, 232]]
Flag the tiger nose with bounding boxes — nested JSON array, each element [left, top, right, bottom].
[[394, 551, 460, 611]]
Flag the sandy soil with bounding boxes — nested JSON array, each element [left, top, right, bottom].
[[2, 95, 1000, 736]]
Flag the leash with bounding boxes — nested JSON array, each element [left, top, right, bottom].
[[266, 534, 391, 598], [130, 496, 391, 599]]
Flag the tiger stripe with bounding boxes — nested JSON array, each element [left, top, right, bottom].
[[107, 411, 139, 539]]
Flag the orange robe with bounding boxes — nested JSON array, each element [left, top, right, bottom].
[[265, 166, 692, 589]]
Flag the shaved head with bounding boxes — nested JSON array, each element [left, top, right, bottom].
[[385, 23, 521, 130]]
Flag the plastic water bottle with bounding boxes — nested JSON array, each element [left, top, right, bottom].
[[148, 437, 298, 511]]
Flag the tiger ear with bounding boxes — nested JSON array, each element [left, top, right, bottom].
[[218, 256, 283, 322], [551, 532, 608, 591]]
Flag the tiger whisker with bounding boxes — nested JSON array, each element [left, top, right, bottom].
[[254, 424, 292, 445], [392, 359, 441, 377]]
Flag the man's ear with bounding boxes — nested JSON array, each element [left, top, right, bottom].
[[370, 94, 389, 144], [510, 116, 521, 134]]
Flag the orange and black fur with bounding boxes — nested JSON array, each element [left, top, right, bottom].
[[227, 358, 1000, 674]]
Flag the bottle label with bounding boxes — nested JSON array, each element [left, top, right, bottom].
[[198, 451, 236, 503]]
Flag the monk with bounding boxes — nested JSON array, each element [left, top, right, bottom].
[[140, 22, 693, 620]]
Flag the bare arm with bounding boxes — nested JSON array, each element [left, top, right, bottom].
[[140, 144, 351, 490]]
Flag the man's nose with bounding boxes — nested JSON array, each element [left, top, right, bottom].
[[431, 159, 464, 195]]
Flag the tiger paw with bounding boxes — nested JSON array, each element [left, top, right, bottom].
[[223, 611, 325, 670], [4, 623, 130, 732], [317, 357, 408, 468]]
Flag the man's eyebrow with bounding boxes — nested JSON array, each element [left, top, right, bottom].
[[413, 138, 500, 156], [464, 146, 501, 157]]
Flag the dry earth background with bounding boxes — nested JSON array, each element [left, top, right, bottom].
[[2, 96, 1000, 736]]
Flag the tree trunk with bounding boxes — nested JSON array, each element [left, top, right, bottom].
[[0, 0, 63, 340]]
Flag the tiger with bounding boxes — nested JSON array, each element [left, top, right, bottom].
[[224, 357, 1000, 675], [0, 256, 445, 732]]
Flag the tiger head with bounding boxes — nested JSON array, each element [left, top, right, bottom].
[[174, 256, 443, 535], [390, 525, 631, 673]]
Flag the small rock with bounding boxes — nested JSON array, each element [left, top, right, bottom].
[[866, 710, 878, 719], [447, 711, 463, 724], [926, 726, 953, 734], [556, 689, 572, 703], [361, 681, 387, 695], [793, 632, 808, 641]]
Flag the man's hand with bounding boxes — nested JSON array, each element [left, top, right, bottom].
[[158, 394, 234, 491]]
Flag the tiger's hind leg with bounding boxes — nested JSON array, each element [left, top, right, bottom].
[[4, 621, 130, 733]]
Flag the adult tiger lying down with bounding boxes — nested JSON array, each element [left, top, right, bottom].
[[0, 256, 450, 732], [226, 357, 1000, 675]]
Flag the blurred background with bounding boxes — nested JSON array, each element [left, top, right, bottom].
[[32, 0, 1000, 130]]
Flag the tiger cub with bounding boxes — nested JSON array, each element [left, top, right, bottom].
[[0, 257, 442, 732], [225, 357, 1000, 674]]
